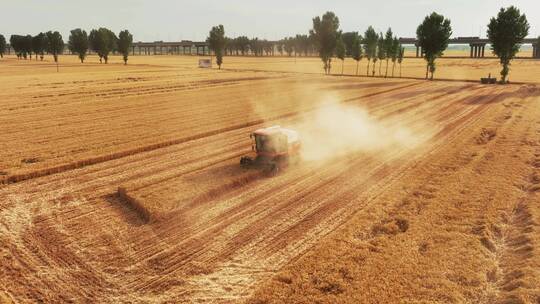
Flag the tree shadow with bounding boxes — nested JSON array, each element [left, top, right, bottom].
[[463, 84, 540, 105]]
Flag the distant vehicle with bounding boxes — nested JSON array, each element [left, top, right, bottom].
[[198, 59, 212, 68], [481, 73, 497, 84], [240, 126, 301, 175]]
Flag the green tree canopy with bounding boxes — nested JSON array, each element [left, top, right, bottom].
[[351, 35, 363, 75], [249, 38, 262, 56], [376, 33, 386, 76], [416, 12, 452, 80], [9, 35, 22, 59], [284, 37, 295, 56], [68, 28, 89, 63], [118, 30, 133, 65], [335, 35, 346, 74], [294, 34, 311, 56], [11, 35, 33, 59], [0, 34, 6, 58], [32, 33, 47, 61], [342, 31, 359, 56], [207, 25, 226, 69], [487, 6, 529, 83], [384, 28, 394, 77], [89, 28, 117, 63], [45, 31, 64, 63], [235, 36, 250, 55], [363, 26, 378, 76], [22, 35, 33, 59], [310, 11, 340, 75], [390, 37, 400, 77]]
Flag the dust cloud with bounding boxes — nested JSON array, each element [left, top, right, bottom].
[[291, 94, 422, 162]]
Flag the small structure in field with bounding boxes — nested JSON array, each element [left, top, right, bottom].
[[198, 59, 212, 68]]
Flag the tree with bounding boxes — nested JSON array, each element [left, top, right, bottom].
[[416, 12, 452, 80], [390, 37, 399, 77], [384, 28, 394, 77], [364, 26, 378, 76], [118, 30, 133, 65], [342, 31, 359, 56], [32, 33, 47, 61], [376, 33, 385, 76], [11, 35, 33, 59], [487, 6, 529, 83], [351, 35, 363, 75], [284, 37, 295, 56], [236, 36, 250, 55], [276, 42, 284, 56], [0, 34, 5, 58], [9, 35, 22, 59], [264, 40, 274, 56], [88, 29, 102, 62], [335, 35, 346, 75], [23, 35, 33, 59], [45, 31, 64, 63], [295, 34, 311, 56], [68, 29, 89, 63], [249, 38, 263, 56], [310, 11, 340, 75], [207, 25, 226, 69], [398, 46, 404, 78], [89, 28, 117, 63]]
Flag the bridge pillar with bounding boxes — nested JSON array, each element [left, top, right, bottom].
[[533, 44, 538, 58], [470, 44, 474, 58], [481, 45, 485, 57]]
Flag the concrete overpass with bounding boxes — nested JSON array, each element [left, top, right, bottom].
[[131, 41, 210, 55], [2, 40, 211, 56], [399, 37, 540, 58]]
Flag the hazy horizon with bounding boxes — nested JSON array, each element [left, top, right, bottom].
[[2, 0, 539, 42]]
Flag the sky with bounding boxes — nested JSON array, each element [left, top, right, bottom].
[[2, 0, 539, 42]]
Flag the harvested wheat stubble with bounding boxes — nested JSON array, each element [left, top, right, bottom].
[[2, 55, 540, 303]]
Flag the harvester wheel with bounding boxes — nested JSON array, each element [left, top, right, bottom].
[[240, 156, 253, 166], [266, 163, 279, 176]]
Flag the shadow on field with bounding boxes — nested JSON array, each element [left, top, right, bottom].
[[463, 84, 540, 105]]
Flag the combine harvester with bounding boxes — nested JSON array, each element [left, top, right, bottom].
[[240, 126, 301, 176]]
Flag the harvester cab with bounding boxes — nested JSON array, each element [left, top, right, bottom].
[[240, 126, 301, 175]]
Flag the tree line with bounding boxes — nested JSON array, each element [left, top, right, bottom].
[[0, 28, 134, 64], [206, 5, 532, 83], [1, 5, 535, 82]]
